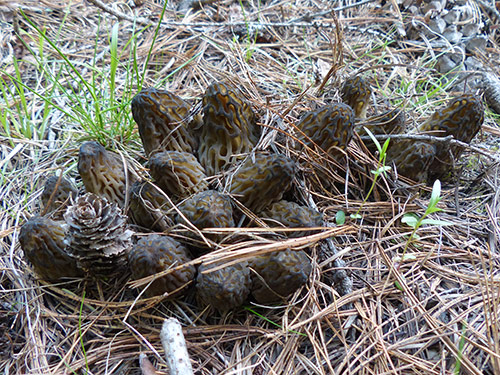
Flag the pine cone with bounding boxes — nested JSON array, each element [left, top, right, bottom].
[[41, 175, 78, 218], [418, 94, 484, 180], [261, 200, 323, 237], [196, 261, 251, 311], [19, 216, 83, 281], [249, 249, 311, 304], [131, 88, 199, 157], [149, 151, 208, 200], [127, 234, 196, 297], [176, 190, 234, 245], [296, 103, 354, 158], [198, 81, 259, 176], [64, 193, 132, 277], [340, 75, 372, 118], [227, 153, 296, 213], [387, 140, 436, 182], [128, 180, 174, 232], [78, 141, 135, 207]]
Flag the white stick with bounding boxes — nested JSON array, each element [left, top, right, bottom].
[[160, 318, 194, 375]]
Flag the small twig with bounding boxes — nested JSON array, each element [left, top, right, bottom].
[[160, 318, 194, 375], [359, 133, 500, 162], [85, 0, 151, 25]]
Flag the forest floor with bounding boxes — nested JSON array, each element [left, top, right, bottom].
[[1, 0, 500, 374]]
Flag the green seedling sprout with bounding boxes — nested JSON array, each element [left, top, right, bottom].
[[394, 179, 453, 281], [351, 127, 391, 219]]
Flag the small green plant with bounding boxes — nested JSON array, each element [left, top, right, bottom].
[[244, 306, 306, 336], [351, 127, 391, 219], [395, 179, 453, 272]]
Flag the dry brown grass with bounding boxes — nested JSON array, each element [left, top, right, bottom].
[[1, 0, 500, 374]]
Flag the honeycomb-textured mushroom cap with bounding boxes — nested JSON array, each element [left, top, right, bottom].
[[418, 94, 484, 180], [340, 75, 372, 118], [296, 103, 354, 158], [19, 216, 83, 281], [387, 140, 436, 182], [41, 175, 78, 218], [131, 88, 199, 157], [127, 234, 196, 297], [177, 190, 234, 244], [227, 153, 296, 213], [249, 249, 311, 304], [149, 151, 209, 200], [261, 200, 323, 237], [196, 261, 251, 311], [418, 94, 484, 142], [64, 193, 132, 277], [128, 180, 174, 232], [198, 81, 259, 176], [78, 141, 135, 207]]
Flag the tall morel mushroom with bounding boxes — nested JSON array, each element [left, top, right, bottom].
[[78, 141, 135, 207], [131, 88, 199, 157], [418, 94, 484, 180], [340, 75, 372, 119], [198, 81, 259, 176]]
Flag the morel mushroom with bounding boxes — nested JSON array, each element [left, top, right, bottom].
[[198, 81, 259, 176], [340, 75, 372, 119], [148, 151, 208, 200], [131, 88, 199, 157], [296, 103, 354, 159], [196, 261, 251, 311], [19, 216, 83, 281], [249, 249, 311, 304], [128, 234, 196, 297], [418, 94, 484, 180], [78, 141, 135, 207], [261, 200, 323, 237], [226, 153, 296, 213]]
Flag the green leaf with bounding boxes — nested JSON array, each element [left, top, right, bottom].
[[420, 218, 453, 226], [394, 280, 403, 291], [372, 166, 391, 175], [429, 179, 442, 208], [381, 137, 391, 155], [363, 126, 382, 154], [401, 213, 419, 228], [335, 210, 346, 225], [350, 213, 362, 219]]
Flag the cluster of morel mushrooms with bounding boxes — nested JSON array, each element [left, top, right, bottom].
[[19, 77, 484, 311]]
